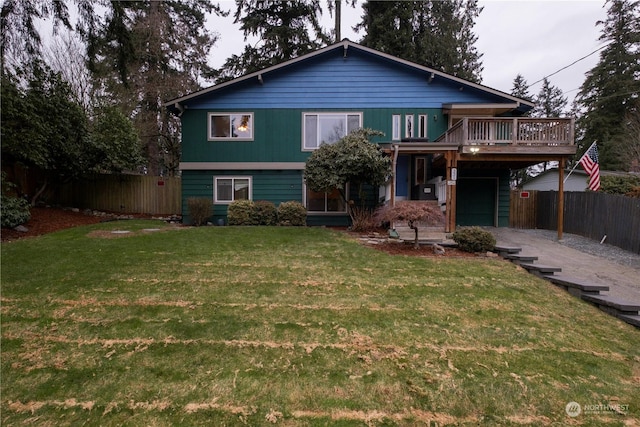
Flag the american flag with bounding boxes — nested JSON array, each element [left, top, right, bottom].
[[579, 142, 600, 191]]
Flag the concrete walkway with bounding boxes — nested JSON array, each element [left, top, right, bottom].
[[488, 228, 640, 303]]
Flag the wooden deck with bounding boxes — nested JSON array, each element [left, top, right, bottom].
[[435, 117, 575, 155]]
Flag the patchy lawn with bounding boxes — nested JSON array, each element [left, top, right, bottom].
[[2, 223, 639, 426]]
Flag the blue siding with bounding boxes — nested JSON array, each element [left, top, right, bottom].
[[185, 50, 507, 110]]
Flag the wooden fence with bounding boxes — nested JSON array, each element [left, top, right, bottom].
[[510, 190, 640, 253], [57, 174, 181, 215]]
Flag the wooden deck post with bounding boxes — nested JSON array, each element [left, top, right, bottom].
[[445, 151, 458, 233], [557, 157, 565, 241]]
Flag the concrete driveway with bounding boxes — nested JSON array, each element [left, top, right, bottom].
[[488, 227, 640, 303]]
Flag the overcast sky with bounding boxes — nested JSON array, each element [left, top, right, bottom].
[[207, 0, 608, 105]]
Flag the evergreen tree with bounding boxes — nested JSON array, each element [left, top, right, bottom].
[[85, 1, 225, 175], [531, 78, 568, 172], [574, 0, 640, 171], [533, 77, 567, 118], [356, 0, 484, 83], [1, 63, 143, 204], [215, 0, 330, 82], [509, 74, 533, 187], [511, 73, 533, 106]]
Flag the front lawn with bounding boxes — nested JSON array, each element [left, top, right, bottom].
[[2, 222, 638, 425]]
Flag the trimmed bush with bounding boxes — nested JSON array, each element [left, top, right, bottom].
[[228, 200, 258, 225], [1, 195, 31, 228], [277, 201, 307, 226], [452, 226, 496, 253], [187, 197, 212, 226], [600, 175, 640, 195], [254, 200, 277, 225]]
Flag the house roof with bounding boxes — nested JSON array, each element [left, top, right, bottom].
[[165, 39, 535, 114], [521, 167, 639, 187]]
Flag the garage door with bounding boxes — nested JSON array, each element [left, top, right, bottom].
[[456, 178, 496, 226]]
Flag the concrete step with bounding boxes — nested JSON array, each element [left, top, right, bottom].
[[546, 275, 609, 297], [617, 314, 640, 328], [519, 263, 562, 276], [493, 245, 522, 256], [504, 254, 539, 264], [581, 294, 640, 315]]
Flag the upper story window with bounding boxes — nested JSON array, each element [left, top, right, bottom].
[[418, 114, 428, 139], [392, 115, 401, 141], [208, 113, 253, 141], [303, 112, 362, 150]]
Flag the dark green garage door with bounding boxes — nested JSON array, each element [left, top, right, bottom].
[[456, 178, 497, 226]]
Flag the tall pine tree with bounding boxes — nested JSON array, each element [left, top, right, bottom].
[[574, 0, 640, 171], [85, 1, 225, 175], [356, 0, 484, 83], [511, 73, 533, 107], [509, 74, 533, 187], [533, 78, 567, 118], [215, 0, 330, 82]]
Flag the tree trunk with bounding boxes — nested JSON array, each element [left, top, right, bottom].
[[30, 177, 48, 207], [408, 220, 419, 249]]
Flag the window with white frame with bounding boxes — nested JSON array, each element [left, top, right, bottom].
[[303, 112, 362, 150], [405, 115, 414, 138], [392, 114, 401, 141], [208, 113, 253, 140], [418, 114, 428, 139], [214, 177, 252, 203], [305, 185, 347, 213]]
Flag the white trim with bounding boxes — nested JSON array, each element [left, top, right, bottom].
[[418, 114, 428, 139], [208, 112, 254, 141], [405, 115, 414, 139], [301, 112, 363, 151], [180, 162, 306, 170], [213, 176, 252, 204], [392, 115, 401, 141]]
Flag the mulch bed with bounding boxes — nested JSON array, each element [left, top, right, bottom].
[[0, 207, 152, 242]]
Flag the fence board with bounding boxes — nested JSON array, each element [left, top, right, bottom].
[[510, 191, 640, 253], [56, 174, 181, 215]]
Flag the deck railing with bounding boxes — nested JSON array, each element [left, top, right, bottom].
[[435, 117, 575, 147]]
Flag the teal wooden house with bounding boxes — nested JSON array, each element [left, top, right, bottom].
[[166, 40, 575, 231]]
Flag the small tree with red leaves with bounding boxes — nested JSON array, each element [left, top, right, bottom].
[[375, 202, 445, 249]]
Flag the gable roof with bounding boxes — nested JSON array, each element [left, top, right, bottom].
[[165, 39, 534, 113]]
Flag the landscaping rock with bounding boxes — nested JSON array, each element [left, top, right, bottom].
[[13, 225, 28, 233]]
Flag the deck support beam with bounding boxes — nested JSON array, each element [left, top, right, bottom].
[[557, 157, 565, 241], [445, 151, 459, 233]]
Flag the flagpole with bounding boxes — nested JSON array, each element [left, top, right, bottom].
[[564, 140, 596, 183]]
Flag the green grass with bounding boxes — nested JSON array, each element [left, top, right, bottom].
[[2, 221, 639, 426]]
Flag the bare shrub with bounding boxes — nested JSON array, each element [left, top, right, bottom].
[[187, 198, 212, 226], [350, 206, 377, 232]]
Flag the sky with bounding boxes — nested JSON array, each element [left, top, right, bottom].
[[207, 0, 608, 105]]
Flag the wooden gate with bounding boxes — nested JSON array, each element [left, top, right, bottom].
[[509, 190, 538, 229]]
